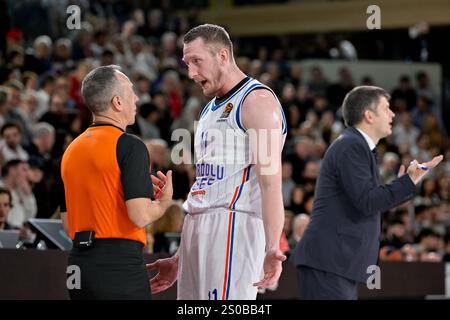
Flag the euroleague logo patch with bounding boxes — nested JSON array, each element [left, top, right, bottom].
[[218, 103, 233, 122]]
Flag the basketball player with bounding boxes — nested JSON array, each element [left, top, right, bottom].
[[147, 24, 287, 300]]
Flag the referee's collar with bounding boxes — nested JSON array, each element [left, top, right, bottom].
[[90, 122, 125, 132]]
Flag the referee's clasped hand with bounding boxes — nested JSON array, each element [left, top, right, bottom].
[[151, 170, 173, 201]]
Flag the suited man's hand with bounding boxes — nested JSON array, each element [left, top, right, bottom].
[[407, 155, 443, 184]]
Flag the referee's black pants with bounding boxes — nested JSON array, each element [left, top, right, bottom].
[[67, 238, 151, 300]]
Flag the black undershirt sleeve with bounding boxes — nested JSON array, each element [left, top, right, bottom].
[[59, 160, 67, 212], [116, 133, 154, 201], [60, 181, 67, 212]]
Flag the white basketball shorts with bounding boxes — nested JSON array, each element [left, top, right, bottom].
[[177, 209, 265, 300]]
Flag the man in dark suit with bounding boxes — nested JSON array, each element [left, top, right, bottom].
[[292, 86, 443, 299]]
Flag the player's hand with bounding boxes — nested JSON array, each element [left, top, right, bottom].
[[406, 155, 443, 184], [151, 170, 173, 201], [147, 255, 179, 294], [253, 248, 286, 289]]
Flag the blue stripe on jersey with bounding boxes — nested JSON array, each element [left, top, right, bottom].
[[211, 78, 253, 111], [280, 104, 288, 135], [245, 165, 251, 181]]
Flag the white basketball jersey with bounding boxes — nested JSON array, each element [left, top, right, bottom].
[[183, 77, 287, 217]]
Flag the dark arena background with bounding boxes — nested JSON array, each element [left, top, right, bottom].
[[0, 0, 449, 302]]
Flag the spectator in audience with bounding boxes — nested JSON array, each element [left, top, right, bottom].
[[4, 80, 33, 145], [421, 113, 447, 150], [145, 138, 170, 175], [22, 71, 38, 92], [288, 213, 310, 252], [53, 38, 74, 72], [27, 157, 49, 218], [437, 176, 450, 202], [414, 228, 444, 258], [160, 70, 183, 120], [381, 219, 410, 249], [134, 74, 152, 106], [39, 92, 68, 132], [318, 109, 342, 145], [307, 66, 328, 98], [420, 250, 442, 262], [288, 185, 306, 214], [135, 102, 161, 140], [391, 75, 417, 110], [285, 103, 304, 139], [125, 35, 159, 83], [379, 246, 403, 261], [301, 159, 320, 193], [411, 95, 445, 132], [149, 201, 184, 255], [160, 31, 182, 69], [170, 159, 194, 201], [34, 73, 55, 120], [20, 91, 39, 125], [392, 111, 420, 147], [399, 244, 420, 261], [0, 122, 29, 163], [152, 91, 173, 144], [72, 25, 94, 61], [170, 83, 204, 135], [0, 159, 37, 228], [0, 87, 10, 128], [99, 49, 115, 67], [326, 67, 354, 110], [249, 59, 263, 79], [380, 152, 400, 183], [280, 83, 298, 110], [298, 110, 320, 138], [24, 35, 52, 75], [283, 210, 294, 244], [26, 122, 55, 167], [289, 62, 303, 88], [414, 178, 441, 207], [287, 136, 315, 184], [361, 76, 375, 86], [69, 60, 93, 127], [415, 71, 437, 106], [282, 161, 296, 208], [0, 187, 13, 230], [303, 191, 315, 215]]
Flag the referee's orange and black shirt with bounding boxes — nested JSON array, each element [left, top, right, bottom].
[[60, 123, 153, 246]]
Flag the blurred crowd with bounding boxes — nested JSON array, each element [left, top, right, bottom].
[[0, 0, 449, 263]]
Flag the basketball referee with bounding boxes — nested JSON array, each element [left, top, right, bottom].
[[60, 65, 173, 300]]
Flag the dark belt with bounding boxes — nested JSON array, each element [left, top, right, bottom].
[[91, 238, 144, 251]]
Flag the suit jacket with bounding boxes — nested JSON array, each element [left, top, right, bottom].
[[292, 127, 417, 283]]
